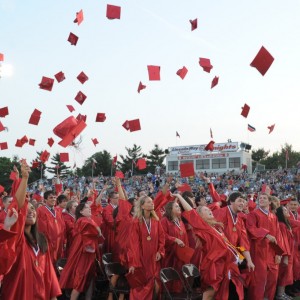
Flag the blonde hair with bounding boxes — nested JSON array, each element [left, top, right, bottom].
[[196, 206, 223, 228], [134, 195, 159, 221]]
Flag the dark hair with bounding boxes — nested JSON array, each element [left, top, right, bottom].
[[27, 202, 48, 253], [75, 202, 87, 220], [44, 190, 54, 200], [228, 192, 243, 204], [182, 191, 194, 201], [164, 201, 177, 221], [2, 196, 11, 203], [57, 194, 68, 205], [276, 206, 291, 230]]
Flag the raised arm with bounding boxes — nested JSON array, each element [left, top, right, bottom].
[[174, 193, 193, 212], [15, 161, 30, 209], [115, 177, 126, 200]]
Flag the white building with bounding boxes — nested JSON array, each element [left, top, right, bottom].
[[166, 142, 252, 175]]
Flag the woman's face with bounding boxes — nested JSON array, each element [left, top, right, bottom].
[[70, 202, 78, 215], [198, 206, 214, 221], [282, 206, 289, 218], [26, 203, 37, 225], [80, 204, 92, 218], [172, 202, 181, 217], [141, 197, 154, 211]]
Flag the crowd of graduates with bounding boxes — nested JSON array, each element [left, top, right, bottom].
[[1, 161, 300, 300]]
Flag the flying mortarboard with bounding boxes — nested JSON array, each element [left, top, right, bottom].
[[241, 104, 250, 118], [66, 105, 75, 112], [75, 91, 87, 105], [31, 161, 40, 168], [74, 9, 84, 25], [40, 150, 50, 163], [77, 71, 89, 84], [128, 119, 141, 132], [0, 107, 9, 118], [211, 76, 219, 89], [95, 113, 106, 122], [268, 124, 275, 134], [20, 135, 28, 144], [47, 137, 54, 147], [29, 139, 36, 146], [29, 109, 42, 125], [177, 183, 192, 193], [0, 142, 8, 150], [176, 66, 188, 80], [106, 4, 121, 20], [39, 76, 54, 91], [54, 71, 65, 83], [122, 120, 130, 131], [205, 140, 215, 151], [199, 58, 213, 73], [15, 139, 23, 148], [68, 32, 79, 46], [0, 53, 4, 61], [136, 158, 147, 170], [189, 18, 197, 31], [250, 46, 274, 76], [60, 153, 69, 162], [147, 65, 161, 81], [180, 162, 195, 177], [137, 81, 146, 93], [91, 138, 99, 146]]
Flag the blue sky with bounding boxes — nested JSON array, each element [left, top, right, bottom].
[[1, 0, 300, 167]]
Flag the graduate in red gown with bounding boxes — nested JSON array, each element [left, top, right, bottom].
[[37, 190, 66, 263], [175, 193, 244, 300], [56, 194, 68, 215], [276, 205, 297, 299], [62, 200, 78, 258], [127, 195, 165, 300], [59, 201, 102, 300], [246, 193, 285, 300], [161, 201, 189, 292], [1, 162, 61, 300]]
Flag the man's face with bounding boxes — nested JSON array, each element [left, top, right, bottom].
[[45, 194, 56, 207], [288, 201, 299, 213], [231, 197, 244, 213], [4, 197, 12, 209]]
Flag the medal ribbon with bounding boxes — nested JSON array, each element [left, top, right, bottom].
[[143, 217, 151, 236]]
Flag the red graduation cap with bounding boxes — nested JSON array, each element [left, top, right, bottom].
[[96, 113, 106, 122], [0, 107, 9, 118], [75, 91, 87, 105], [106, 4, 121, 20], [122, 120, 130, 131], [39, 76, 54, 91], [91, 138, 99, 146], [15, 139, 23, 147], [0, 121, 5, 132], [66, 105, 75, 112], [189, 18, 197, 31], [0, 185, 4, 193], [175, 245, 195, 264], [76, 114, 87, 122], [280, 198, 291, 206], [147, 65, 161, 81], [31, 161, 40, 168], [0, 142, 8, 150], [241, 104, 250, 118], [29, 109, 42, 125], [177, 183, 192, 193], [125, 268, 148, 289], [9, 171, 17, 180], [268, 124, 275, 134], [77, 71, 89, 84], [21, 135, 28, 144], [40, 150, 50, 163], [0, 53, 4, 61], [128, 119, 141, 132], [180, 162, 195, 177], [74, 9, 84, 25], [53, 116, 87, 148], [54, 71, 65, 83], [137, 81, 146, 93], [205, 140, 215, 151], [250, 46, 274, 76], [68, 32, 79, 46], [211, 76, 219, 89], [115, 170, 125, 179], [199, 58, 213, 73], [60, 153, 69, 162], [136, 158, 147, 170], [48, 137, 54, 147], [176, 66, 188, 80], [29, 139, 36, 146]]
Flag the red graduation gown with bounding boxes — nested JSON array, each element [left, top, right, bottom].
[[246, 208, 284, 300], [289, 211, 300, 280], [0, 209, 7, 224], [1, 201, 61, 300], [182, 210, 244, 300], [62, 211, 76, 258], [37, 205, 66, 263], [127, 217, 165, 300], [59, 217, 100, 292], [102, 203, 116, 253]]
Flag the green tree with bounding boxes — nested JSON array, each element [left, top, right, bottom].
[[147, 144, 166, 173], [80, 150, 112, 176], [252, 148, 270, 162], [47, 153, 72, 178], [28, 152, 47, 184], [118, 144, 144, 173], [0, 157, 14, 190]]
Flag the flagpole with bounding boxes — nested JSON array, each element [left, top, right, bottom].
[[91, 161, 94, 178], [110, 162, 113, 177]]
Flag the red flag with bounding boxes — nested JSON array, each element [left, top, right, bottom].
[[176, 131, 180, 138], [113, 155, 117, 165], [210, 128, 213, 139]]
